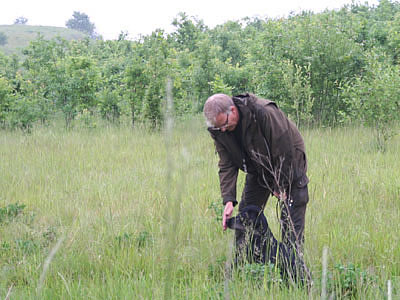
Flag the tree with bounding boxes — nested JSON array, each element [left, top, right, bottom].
[[388, 11, 400, 63], [97, 49, 130, 124], [66, 11, 96, 38], [21, 36, 68, 126], [171, 12, 206, 51], [59, 55, 98, 127], [125, 55, 148, 127], [8, 74, 44, 131], [342, 50, 400, 151], [141, 30, 170, 128], [279, 60, 314, 127], [14, 17, 28, 25], [209, 74, 232, 95], [192, 36, 222, 111], [0, 77, 13, 126], [210, 20, 246, 66], [0, 32, 7, 46]]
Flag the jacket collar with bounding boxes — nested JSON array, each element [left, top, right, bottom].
[[233, 93, 256, 133]]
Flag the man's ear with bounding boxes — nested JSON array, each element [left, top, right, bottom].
[[231, 105, 237, 115], [226, 217, 246, 231], [231, 105, 240, 122]]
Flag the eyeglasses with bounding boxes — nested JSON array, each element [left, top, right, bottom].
[[209, 113, 229, 131]]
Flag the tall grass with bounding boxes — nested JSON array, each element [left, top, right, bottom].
[[0, 119, 398, 299]]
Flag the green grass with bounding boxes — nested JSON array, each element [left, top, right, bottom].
[[0, 118, 399, 299], [0, 25, 87, 56]]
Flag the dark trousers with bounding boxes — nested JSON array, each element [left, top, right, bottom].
[[238, 173, 310, 283]]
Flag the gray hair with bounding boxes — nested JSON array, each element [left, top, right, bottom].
[[203, 94, 234, 127]]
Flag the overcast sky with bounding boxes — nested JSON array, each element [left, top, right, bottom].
[[1, 0, 379, 40]]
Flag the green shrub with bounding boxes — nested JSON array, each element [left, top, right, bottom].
[[0, 203, 25, 224], [342, 50, 400, 151], [328, 263, 377, 298]]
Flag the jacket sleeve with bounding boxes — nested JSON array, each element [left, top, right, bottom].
[[258, 105, 294, 192], [214, 139, 239, 206]]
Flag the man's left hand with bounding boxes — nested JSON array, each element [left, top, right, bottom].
[[222, 202, 234, 231]]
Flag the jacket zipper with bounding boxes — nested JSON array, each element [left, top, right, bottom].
[[243, 158, 248, 173]]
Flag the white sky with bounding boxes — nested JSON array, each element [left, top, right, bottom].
[[1, 0, 379, 40]]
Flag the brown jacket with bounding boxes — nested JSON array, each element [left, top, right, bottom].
[[208, 93, 308, 206]]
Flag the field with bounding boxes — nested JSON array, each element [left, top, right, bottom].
[[0, 25, 86, 55], [0, 116, 399, 299]]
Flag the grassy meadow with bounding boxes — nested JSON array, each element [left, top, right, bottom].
[[0, 25, 87, 56], [0, 116, 399, 299]]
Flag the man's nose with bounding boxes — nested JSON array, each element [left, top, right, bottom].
[[221, 127, 227, 132]]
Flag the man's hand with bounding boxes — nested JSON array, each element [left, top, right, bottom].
[[222, 201, 234, 231]]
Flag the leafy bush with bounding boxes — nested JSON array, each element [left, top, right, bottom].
[[15, 238, 38, 255], [8, 100, 36, 131], [207, 255, 226, 281], [2, 1, 400, 132], [97, 88, 122, 123], [0, 203, 26, 223], [0, 77, 13, 125], [75, 108, 97, 128], [115, 231, 153, 249], [135, 230, 153, 249], [208, 201, 223, 222], [279, 60, 314, 127], [115, 232, 133, 247], [209, 74, 232, 95], [328, 263, 377, 298], [242, 263, 282, 287], [342, 50, 400, 151]]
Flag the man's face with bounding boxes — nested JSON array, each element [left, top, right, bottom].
[[214, 106, 239, 132]]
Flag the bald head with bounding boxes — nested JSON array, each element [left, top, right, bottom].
[[203, 94, 234, 127]]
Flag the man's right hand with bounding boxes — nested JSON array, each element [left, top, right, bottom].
[[222, 201, 234, 231]]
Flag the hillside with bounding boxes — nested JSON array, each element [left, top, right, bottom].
[[0, 25, 87, 55]]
